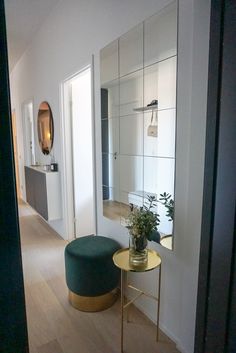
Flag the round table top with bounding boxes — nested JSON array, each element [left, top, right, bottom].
[[113, 248, 161, 272]]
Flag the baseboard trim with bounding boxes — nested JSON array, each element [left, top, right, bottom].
[[176, 343, 189, 353], [132, 300, 185, 352]]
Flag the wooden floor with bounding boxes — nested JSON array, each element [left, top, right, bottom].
[[19, 202, 180, 353]]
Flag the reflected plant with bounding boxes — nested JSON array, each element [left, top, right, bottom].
[[158, 192, 174, 221], [127, 195, 160, 241]]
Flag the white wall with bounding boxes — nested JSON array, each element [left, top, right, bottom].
[[9, 0, 210, 352]]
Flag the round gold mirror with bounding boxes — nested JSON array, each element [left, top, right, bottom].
[[37, 101, 54, 155]]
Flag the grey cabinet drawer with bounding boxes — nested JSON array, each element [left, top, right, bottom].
[[34, 172, 48, 220], [25, 167, 36, 209], [24, 166, 61, 221]]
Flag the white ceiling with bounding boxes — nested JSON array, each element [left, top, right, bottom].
[[5, 0, 60, 71]]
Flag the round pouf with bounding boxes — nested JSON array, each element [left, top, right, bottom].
[[65, 235, 121, 312]]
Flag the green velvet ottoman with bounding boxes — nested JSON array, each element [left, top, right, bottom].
[[65, 235, 121, 312]]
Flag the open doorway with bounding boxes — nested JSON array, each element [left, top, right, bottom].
[[11, 110, 21, 199], [62, 65, 96, 240], [22, 101, 35, 166]]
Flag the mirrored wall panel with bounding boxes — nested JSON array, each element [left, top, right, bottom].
[[100, 1, 177, 250]]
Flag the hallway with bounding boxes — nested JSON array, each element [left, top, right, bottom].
[[18, 202, 179, 353]]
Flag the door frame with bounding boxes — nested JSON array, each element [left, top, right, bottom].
[[60, 58, 97, 240], [0, 0, 29, 352], [194, 0, 236, 352]]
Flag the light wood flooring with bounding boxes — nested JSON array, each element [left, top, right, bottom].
[[19, 202, 180, 353], [103, 200, 130, 223]]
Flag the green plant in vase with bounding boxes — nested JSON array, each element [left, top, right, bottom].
[[126, 195, 160, 266]]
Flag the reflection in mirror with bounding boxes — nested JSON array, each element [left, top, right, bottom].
[[119, 23, 143, 77], [37, 101, 54, 155], [100, 1, 177, 250]]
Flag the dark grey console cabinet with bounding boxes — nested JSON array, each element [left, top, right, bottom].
[[25, 166, 61, 221]]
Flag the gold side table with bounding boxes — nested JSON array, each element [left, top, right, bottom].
[[113, 248, 162, 353]]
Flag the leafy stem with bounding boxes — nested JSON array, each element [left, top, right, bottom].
[[158, 192, 174, 221]]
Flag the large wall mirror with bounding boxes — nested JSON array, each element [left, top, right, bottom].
[[37, 101, 54, 155], [100, 1, 177, 250]]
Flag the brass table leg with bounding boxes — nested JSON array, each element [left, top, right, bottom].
[[157, 264, 162, 341], [125, 271, 130, 323], [113, 248, 162, 351], [121, 269, 124, 353]]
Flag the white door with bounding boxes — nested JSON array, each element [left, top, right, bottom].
[[62, 66, 96, 238]]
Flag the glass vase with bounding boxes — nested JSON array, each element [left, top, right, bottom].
[[129, 234, 148, 266]]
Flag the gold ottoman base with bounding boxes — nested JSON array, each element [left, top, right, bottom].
[[68, 288, 119, 312]]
